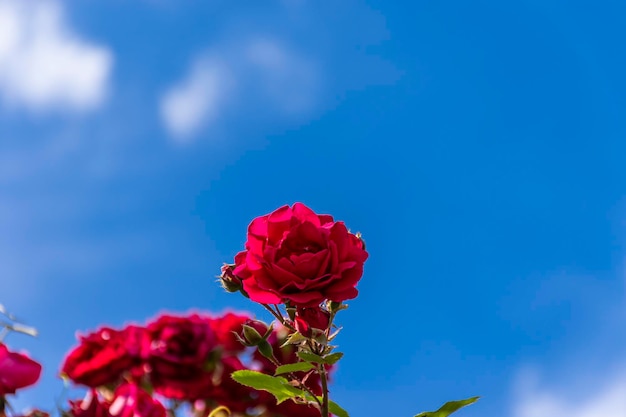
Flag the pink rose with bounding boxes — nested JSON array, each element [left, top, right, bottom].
[[232, 203, 368, 307], [0, 343, 41, 395]]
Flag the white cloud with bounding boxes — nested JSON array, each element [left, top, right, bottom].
[[246, 38, 318, 115], [160, 58, 231, 142], [512, 368, 626, 417], [0, 0, 113, 112], [159, 37, 319, 142]]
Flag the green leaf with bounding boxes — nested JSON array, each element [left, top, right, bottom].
[[256, 340, 277, 362], [323, 352, 344, 365], [414, 397, 479, 417], [280, 331, 308, 347], [297, 351, 325, 363], [274, 362, 316, 375], [231, 370, 306, 404], [329, 400, 350, 417]]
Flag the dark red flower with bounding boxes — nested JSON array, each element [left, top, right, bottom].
[[108, 383, 165, 417], [207, 312, 251, 355], [61, 325, 149, 387], [294, 307, 330, 338], [146, 314, 217, 400], [232, 203, 368, 307], [68, 390, 111, 417]]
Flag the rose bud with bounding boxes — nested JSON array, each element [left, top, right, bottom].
[[238, 321, 276, 362], [294, 317, 311, 338], [241, 324, 264, 346], [294, 307, 330, 338], [219, 262, 242, 293]]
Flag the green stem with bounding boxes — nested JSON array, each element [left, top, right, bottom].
[[319, 365, 329, 417], [261, 304, 296, 332]]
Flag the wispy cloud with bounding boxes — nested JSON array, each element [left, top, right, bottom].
[[160, 37, 319, 142], [245, 38, 318, 115], [512, 367, 626, 417], [505, 263, 626, 417], [160, 57, 231, 142], [0, 0, 113, 112]]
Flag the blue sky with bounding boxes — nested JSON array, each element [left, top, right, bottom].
[[2, 0, 626, 416]]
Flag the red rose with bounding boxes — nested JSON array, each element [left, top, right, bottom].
[[207, 312, 251, 355], [232, 203, 368, 307], [61, 325, 149, 387], [0, 344, 41, 395], [69, 390, 111, 417], [294, 307, 330, 338], [108, 384, 165, 417], [146, 314, 217, 400]]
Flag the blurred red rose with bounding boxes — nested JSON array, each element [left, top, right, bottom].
[[207, 312, 251, 355], [109, 384, 165, 417], [232, 203, 368, 307], [68, 390, 111, 417], [202, 356, 259, 413], [146, 314, 217, 400], [0, 343, 41, 395], [61, 325, 149, 387]]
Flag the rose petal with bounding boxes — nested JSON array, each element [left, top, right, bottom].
[[317, 214, 334, 225], [289, 250, 328, 280], [328, 222, 351, 259], [267, 205, 293, 243], [292, 203, 321, 227], [282, 290, 324, 306], [325, 287, 359, 302], [242, 279, 283, 304], [263, 262, 304, 285], [248, 215, 269, 239]]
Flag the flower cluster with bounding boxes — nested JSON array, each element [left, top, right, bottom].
[[1, 202, 478, 417], [60, 312, 326, 417]]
